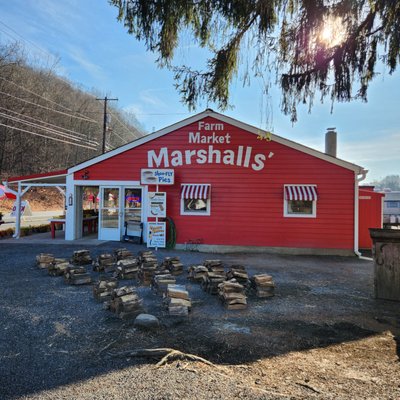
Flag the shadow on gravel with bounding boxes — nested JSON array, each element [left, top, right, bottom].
[[0, 242, 399, 399]]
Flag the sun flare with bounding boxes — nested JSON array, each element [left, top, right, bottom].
[[319, 16, 345, 47]]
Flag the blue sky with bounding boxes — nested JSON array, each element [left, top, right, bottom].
[[0, 0, 399, 182]]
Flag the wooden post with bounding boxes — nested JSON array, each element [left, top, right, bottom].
[[369, 228, 400, 301]]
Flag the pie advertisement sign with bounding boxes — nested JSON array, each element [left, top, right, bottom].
[[148, 192, 166, 218], [141, 169, 174, 185]]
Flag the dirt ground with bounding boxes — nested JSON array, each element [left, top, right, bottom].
[[0, 242, 399, 399]]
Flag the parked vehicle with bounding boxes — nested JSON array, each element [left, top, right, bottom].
[[383, 191, 400, 224]]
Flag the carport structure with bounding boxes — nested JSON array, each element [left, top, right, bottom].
[[3, 169, 67, 238]]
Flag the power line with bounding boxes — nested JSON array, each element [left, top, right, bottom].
[[0, 122, 97, 150], [0, 20, 55, 61], [125, 112, 191, 116], [0, 106, 99, 145], [0, 89, 98, 123], [108, 110, 140, 139], [0, 76, 98, 123], [0, 111, 98, 147]]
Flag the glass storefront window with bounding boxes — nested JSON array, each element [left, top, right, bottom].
[[124, 188, 142, 222], [100, 188, 119, 229], [181, 198, 210, 216], [287, 200, 313, 215]]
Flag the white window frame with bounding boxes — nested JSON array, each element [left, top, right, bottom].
[[283, 184, 317, 218], [180, 184, 211, 216]]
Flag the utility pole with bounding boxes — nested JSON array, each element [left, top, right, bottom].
[[96, 95, 118, 153]]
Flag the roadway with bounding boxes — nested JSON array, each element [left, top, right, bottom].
[[0, 210, 64, 231]]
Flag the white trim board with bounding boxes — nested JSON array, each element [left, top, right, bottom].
[[68, 109, 365, 174], [8, 173, 67, 184], [73, 180, 141, 186]]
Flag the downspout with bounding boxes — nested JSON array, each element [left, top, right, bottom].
[[354, 169, 368, 258]]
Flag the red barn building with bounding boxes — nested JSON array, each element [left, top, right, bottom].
[[58, 110, 366, 255]]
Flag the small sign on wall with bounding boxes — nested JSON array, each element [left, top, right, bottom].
[[148, 192, 166, 217], [147, 222, 166, 248], [141, 169, 174, 185]]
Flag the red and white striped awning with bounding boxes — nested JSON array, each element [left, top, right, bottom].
[[181, 184, 210, 200], [284, 185, 318, 201]]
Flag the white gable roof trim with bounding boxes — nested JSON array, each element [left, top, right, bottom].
[[68, 110, 364, 174]]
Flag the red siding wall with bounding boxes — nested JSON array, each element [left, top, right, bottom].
[[358, 189, 384, 249], [74, 117, 355, 250]]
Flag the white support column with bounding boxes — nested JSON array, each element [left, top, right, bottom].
[[13, 182, 22, 239], [65, 173, 75, 240]]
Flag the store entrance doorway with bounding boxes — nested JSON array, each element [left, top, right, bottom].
[[98, 186, 143, 241]]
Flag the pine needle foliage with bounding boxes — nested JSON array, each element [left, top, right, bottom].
[[111, 0, 400, 122]]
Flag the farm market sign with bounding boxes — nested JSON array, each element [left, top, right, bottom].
[[147, 121, 273, 172]]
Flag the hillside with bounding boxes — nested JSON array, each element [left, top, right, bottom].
[[0, 187, 64, 214], [0, 42, 145, 181]]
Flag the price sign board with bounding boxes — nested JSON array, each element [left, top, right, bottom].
[[147, 222, 166, 248]]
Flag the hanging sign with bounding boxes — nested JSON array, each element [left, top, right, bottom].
[[11, 200, 32, 217], [147, 222, 166, 248], [141, 169, 174, 185], [148, 192, 166, 217]]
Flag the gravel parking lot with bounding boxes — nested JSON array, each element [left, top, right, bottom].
[[0, 242, 399, 399]]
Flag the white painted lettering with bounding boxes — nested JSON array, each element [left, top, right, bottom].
[[251, 153, 266, 171], [147, 145, 269, 171], [185, 149, 196, 164], [208, 145, 221, 164], [222, 149, 235, 165], [243, 146, 252, 167], [198, 121, 224, 131], [196, 149, 207, 164], [171, 150, 183, 166], [189, 131, 200, 143], [236, 146, 243, 166], [148, 147, 169, 167]]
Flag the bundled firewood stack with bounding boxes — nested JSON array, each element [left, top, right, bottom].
[[114, 247, 133, 261], [48, 259, 70, 276], [165, 284, 191, 316], [251, 274, 275, 298], [218, 279, 247, 310], [64, 266, 92, 285], [36, 253, 55, 269], [204, 259, 225, 274], [226, 265, 251, 291], [139, 251, 158, 285], [107, 286, 142, 319], [154, 261, 170, 276], [71, 250, 92, 266], [93, 277, 118, 302], [201, 272, 226, 295], [152, 274, 176, 294], [187, 265, 209, 282], [163, 256, 184, 276], [114, 257, 140, 280], [92, 253, 114, 272]]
